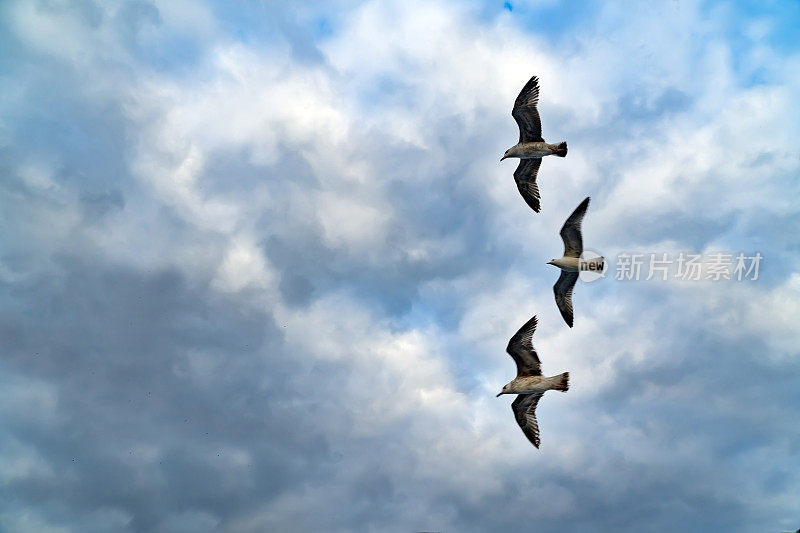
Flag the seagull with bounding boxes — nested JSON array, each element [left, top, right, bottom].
[[496, 315, 569, 448], [547, 197, 603, 327], [500, 75, 568, 213]]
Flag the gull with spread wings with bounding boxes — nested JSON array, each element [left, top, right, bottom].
[[500, 75, 568, 213], [547, 197, 603, 328], [496, 315, 569, 448]]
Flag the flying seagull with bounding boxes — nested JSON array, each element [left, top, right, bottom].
[[496, 315, 569, 448], [500, 75, 568, 213], [547, 197, 603, 327]]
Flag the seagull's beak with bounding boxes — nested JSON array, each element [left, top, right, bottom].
[[500, 155, 507, 161], [496, 392, 503, 397]]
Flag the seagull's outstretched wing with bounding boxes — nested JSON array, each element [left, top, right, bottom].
[[513, 159, 542, 213], [512, 393, 544, 448], [506, 315, 542, 377], [560, 196, 590, 258], [512, 76, 543, 143], [554, 271, 579, 328]]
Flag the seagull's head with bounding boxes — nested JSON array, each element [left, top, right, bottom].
[[546, 259, 556, 265], [500, 150, 509, 161], [496, 384, 510, 397], [501, 146, 516, 161]]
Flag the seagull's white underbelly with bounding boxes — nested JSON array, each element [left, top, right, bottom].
[[553, 256, 581, 271]]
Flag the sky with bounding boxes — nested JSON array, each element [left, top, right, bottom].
[[1, 0, 799, 531]]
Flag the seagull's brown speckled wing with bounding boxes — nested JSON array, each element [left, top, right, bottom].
[[506, 315, 542, 377], [512, 76, 543, 143], [512, 392, 544, 448], [513, 158, 542, 213], [553, 271, 579, 328], [560, 196, 590, 258]]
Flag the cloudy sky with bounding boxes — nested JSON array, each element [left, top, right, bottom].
[[1, 0, 799, 531]]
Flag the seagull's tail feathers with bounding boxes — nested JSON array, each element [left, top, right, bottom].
[[552, 372, 569, 392], [554, 141, 568, 157]]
